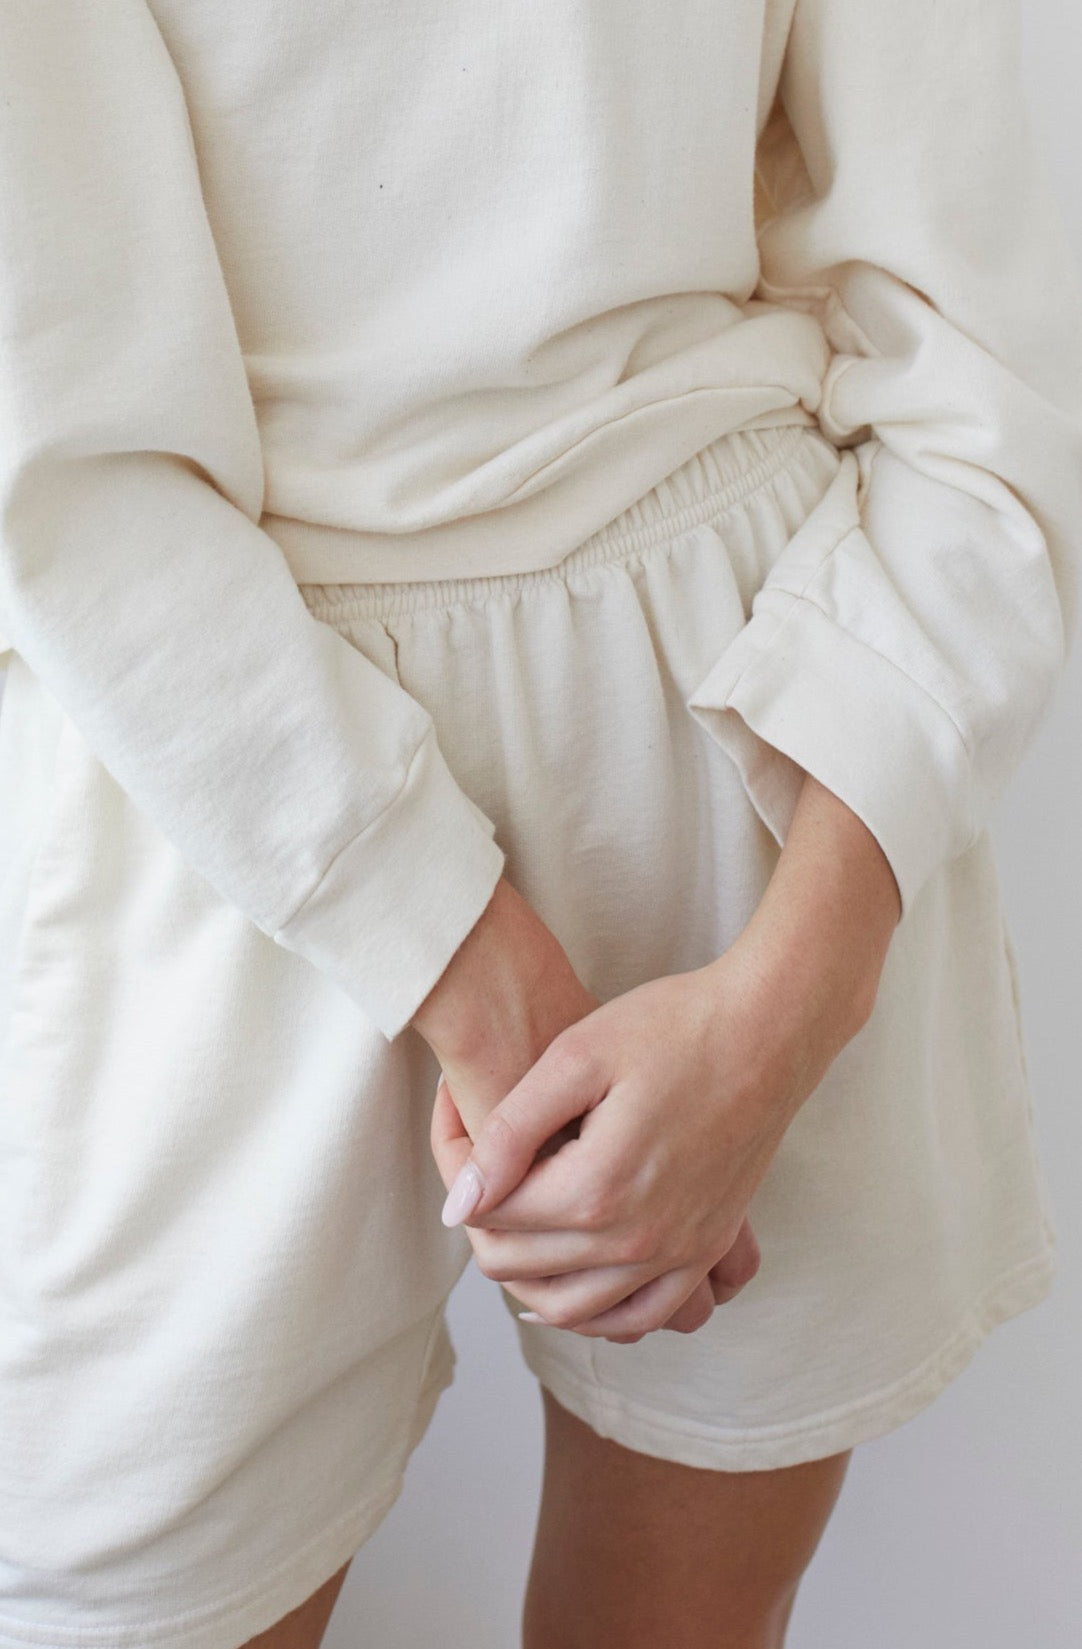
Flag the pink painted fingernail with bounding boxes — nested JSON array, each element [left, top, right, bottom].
[[441, 1161, 484, 1227]]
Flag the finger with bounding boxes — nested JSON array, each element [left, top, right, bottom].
[[431, 1074, 469, 1151], [659, 1276, 716, 1335], [465, 1222, 633, 1283], [440, 1031, 608, 1228], [453, 1132, 619, 1233], [585, 1275, 716, 1342], [523, 1263, 711, 1340], [502, 1260, 659, 1326], [479, 1213, 759, 1307], [576, 1267, 708, 1339], [430, 1075, 474, 1195], [708, 1217, 761, 1303]]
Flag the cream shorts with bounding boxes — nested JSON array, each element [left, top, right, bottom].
[[0, 422, 1056, 1647]]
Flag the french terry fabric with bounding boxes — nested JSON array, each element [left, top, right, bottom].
[[0, 422, 1059, 1646], [2, 0, 1082, 1041]]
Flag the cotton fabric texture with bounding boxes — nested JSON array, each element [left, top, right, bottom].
[[0, 0, 1079, 1641], [0, 424, 1057, 1647], [2, 0, 1082, 1041]]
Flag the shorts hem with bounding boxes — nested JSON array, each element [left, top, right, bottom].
[[520, 1245, 1057, 1473], [0, 1345, 456, 1649]]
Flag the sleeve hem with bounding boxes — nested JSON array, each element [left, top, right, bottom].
[[272, 726, 506, 1041], [684, 589, 975, 920]]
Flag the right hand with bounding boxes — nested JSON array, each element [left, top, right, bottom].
[[410, 875, 758, 1339]]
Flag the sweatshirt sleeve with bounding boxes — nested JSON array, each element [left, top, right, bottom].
[[0, 2, 505, 1042], [686, 0, 1082, 921]]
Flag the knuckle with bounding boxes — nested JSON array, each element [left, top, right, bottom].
[[544, 1296, 591, 1331], [713, 1227, 746, 1273], [475, 1254, 507, 1282], [735, 1253, 762, 1292], [573, 1169, 620, 1233], [611, 1229, 650, 1267], [608, 1294, 663, 1338], [479, 1106, 525, 1163], [469, 1234, 508, 1282], [681, 1297, 715, 1334], [625, 1305, 665, 1338], [716, 1224, 761, 1288], [544, 1031, 596, 1086], [711, 1257, 742, 1292], [581, 1198, 616, 1236], [715, 1266, 757, 1304], [614, 1221, 663, 1267]]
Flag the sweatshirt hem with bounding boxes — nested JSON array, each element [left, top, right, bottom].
[[260, 404, 820, 587], [295, 423, 834, 620]]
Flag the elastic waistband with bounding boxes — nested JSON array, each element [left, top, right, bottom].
[[298, 422, 826, 620]]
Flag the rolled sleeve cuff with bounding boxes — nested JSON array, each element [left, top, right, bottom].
[[272, 725, 506, 1041], [685, 586, 974, 922]]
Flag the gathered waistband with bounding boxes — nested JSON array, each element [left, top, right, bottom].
[[298, 423, 836, 621]]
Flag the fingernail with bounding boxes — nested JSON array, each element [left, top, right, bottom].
[[441, 1161, 484, 1227], [518, 1312, 544, 1323]]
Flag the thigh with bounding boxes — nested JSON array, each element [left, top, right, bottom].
[[526, 1389, 850, 1649], [239, 1561, 353, 1649]]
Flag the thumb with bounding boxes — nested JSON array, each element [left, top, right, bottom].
[[440, 1034, 606, 1227], [429, 1074, 473, 1194]]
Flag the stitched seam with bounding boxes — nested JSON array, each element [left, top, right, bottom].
[[271, 726, 433, 937], [526, 1249, 1055, 1453], [755, 583, 976, 765], [0, 1482, 405, 1646]]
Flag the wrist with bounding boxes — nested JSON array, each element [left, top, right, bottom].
[[409, 875, 588, 1069], [723, 772, 901, 1055]]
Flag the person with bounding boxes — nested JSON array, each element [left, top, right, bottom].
[[0, 1, 1079, 1646]]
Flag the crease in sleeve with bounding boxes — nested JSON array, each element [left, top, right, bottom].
[[717, 0, 1082, 927], [0, 9, 508, 1045], [272, 721, 507, 1042], [685, 564, 976, 927]]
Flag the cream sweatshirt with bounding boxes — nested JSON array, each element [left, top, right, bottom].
[[1, 1, 1080, 1039]]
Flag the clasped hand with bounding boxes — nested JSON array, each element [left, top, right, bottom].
[[429, 955, 826, 1345]]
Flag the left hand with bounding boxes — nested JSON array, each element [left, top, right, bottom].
[[429, 944, 852, 1341], [431, 1068, 762, 1343]]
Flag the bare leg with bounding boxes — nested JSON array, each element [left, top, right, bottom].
[[524, 1389, 850, 1649], [238, 1559, 352, 1649]]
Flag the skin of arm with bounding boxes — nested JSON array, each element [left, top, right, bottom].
[[411, 769, 902, 1339]]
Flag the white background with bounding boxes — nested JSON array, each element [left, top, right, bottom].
[[327, 5, 1082, 1645]]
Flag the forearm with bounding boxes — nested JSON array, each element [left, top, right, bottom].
[[412, 772, 902, 1139], [721, 770, 903, 1060], [409, 875, 599, 1137]]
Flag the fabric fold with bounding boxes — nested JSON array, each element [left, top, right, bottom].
[[0, 4, 504, 1040], [686, 0, 1082, 919]]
